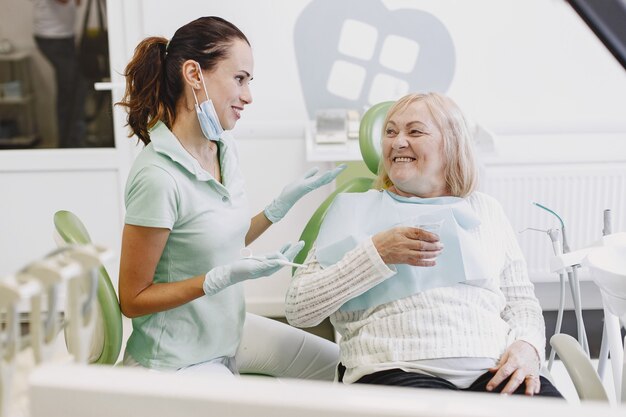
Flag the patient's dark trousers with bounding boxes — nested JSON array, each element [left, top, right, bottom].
[[339, 365, 563, 398]]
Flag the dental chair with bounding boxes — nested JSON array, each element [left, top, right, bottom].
[[293, 101, 392, 268], [292, 101, 570, 393]]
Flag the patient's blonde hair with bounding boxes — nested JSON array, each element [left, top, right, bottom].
[[373, 92, 478, 197]]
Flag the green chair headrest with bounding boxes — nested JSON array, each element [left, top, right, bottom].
[[359, 101, 394, 175], [54, 210, 92, 245]]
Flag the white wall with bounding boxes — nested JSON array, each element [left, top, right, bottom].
[[135, 0, 626, 134], [0, 149, 127, 297], [1, 0, 625, 315]]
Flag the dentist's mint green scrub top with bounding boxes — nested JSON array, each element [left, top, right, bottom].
[[123, 121, 250, 370]]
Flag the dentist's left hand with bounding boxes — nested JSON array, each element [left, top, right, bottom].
[[203, 241, 304, 296], [264, 164, 347, 223]]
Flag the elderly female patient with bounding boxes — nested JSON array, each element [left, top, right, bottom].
[[285, 92, 562, 397]]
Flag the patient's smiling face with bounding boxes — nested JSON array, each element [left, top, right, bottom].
[[382, 100, 447, 198]]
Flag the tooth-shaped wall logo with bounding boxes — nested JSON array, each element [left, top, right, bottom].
[[294, 0, 456, 119]]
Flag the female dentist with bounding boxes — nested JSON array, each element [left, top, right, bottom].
[[117, 16, 343, 376]]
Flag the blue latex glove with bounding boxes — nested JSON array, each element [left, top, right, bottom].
[[203, 241, 304, 296], [264, 164, 347, 223]]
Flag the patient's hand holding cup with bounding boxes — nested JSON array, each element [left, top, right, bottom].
[[415, 219, 444, 262], [417, 219, 444, 238]]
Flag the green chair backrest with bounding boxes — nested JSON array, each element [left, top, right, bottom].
[[359, 101, 393, 175], [53, 210, 123, 365], [293, 101, 393, 271]]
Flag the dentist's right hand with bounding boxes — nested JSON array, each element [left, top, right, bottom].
[[203, 241, 304, 296]]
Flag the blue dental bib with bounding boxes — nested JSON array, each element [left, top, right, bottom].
[[316, 190, 488, 311]]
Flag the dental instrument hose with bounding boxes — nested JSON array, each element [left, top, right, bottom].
[[546, 229, 566, 371], [533, 202, 589, 356], [568, 266, 590, 355], [596, 209, 613, 380]]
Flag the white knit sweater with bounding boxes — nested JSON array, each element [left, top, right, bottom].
[[285, 191, 545, 372]]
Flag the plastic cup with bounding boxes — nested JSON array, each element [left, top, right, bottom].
[[417, 220, 443, 261], [417, 219, 444, 237]]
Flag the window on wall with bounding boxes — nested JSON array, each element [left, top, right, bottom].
[[0, 0, 114, 150]]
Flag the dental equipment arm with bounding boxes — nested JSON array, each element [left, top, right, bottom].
[[535, 202, 589, 356], [263, 165, 347, 223], [19, 256, 77, 364], [203, 242, 304, 296], [0, 244, 112, 417], [0, 275, 40, 417], [21, 245, 113, 364], [544, 228, 567, 371]]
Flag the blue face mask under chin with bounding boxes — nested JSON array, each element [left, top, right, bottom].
[[192, 64, 224, 142]]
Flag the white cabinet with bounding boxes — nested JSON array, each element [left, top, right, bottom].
[[0, 50, 38, 148]]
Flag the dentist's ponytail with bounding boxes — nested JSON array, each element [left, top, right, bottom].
[[118, 36, 170, 145], [117, 16, 249, 145]]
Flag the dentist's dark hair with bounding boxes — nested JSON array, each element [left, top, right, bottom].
[[117, 16, 249, 145]]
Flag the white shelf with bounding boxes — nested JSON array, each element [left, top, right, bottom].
[[0, 94, 33, 105], [0, 50, 30, 62], [0, 50, 38, 148], [0, 134, 39, 148], [304, 121, 362, 162]]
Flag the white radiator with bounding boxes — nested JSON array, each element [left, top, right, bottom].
[[481, 163, 626, 283]]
